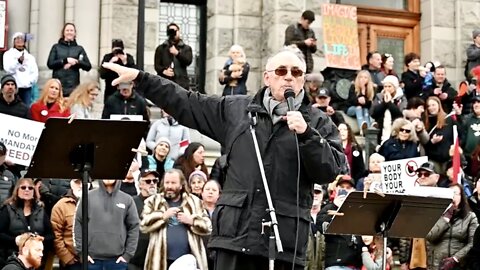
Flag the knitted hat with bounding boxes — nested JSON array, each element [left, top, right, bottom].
[[382, 75, 399, 89], [12, 32, 25, 40], [155, 137, 171, 148], [1, 74, 16, 89], [188, 170, 207, 184], [473, 29, 480, 39]]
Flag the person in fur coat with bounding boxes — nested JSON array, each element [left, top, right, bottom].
[[140, 169, 211, 270]]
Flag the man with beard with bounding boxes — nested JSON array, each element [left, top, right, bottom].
[[2, 32, 38, 107], [0, 75, 29, 119], [50, 179, 82, 270], [128, 169, 159, 270], [74, 180, 139, 270], [2, 233, 44, 270], [140, 169, 211, 270]]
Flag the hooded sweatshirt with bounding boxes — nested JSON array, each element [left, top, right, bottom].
[[2, 254, 30, 270], [74, 181, 139, 261]]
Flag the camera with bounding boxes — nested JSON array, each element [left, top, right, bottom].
[[167, 28, 177, 41], [113, 48, 124, 55]]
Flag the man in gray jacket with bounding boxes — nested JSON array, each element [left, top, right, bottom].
[[74, 180, 139, 270], [466, 29, 480, 81]]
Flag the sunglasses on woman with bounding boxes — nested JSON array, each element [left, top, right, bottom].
[[20, 186, 34, 191], [267, 66, 304, 78], [399, 128, 411, 133]]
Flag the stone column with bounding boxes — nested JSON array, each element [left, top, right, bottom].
[[7, 0, 30, 45], [205, 0, 234, 95], [37, 0, 65, 85], [74, 0, 100, 82]]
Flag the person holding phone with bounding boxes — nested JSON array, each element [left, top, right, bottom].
[[284, 10, 317, 74], [99, 39, 136, 102]]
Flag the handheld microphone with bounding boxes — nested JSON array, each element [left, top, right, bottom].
[[284, 88, 296, 111]]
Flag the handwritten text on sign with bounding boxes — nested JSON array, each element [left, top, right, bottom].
[[0, 113, 44, 166], [381, 156, 429, 194], [321, 4, 361, 70]]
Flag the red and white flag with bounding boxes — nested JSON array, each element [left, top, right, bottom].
[[452, 123, 461, 185]]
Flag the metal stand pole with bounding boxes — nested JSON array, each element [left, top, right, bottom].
[[249, 113, 283, 270], [81, 164, 90, 270]]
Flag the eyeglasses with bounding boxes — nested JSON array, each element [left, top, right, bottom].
[[399, 128, 411, 133], [267, 66, 304, 78], [417, 172, 431, 178], [144, 179, 159, 185], [20, 186, 34, 191]]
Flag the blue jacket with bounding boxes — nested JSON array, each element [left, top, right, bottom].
[[378, 137, 420, 161]]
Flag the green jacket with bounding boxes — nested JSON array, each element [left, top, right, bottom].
[[305, 230, 325, 270]]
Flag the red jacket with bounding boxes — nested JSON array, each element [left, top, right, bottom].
[[30, 101, 70, 123]]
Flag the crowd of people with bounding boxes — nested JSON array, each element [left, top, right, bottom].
[[0, 9, 480, 270]]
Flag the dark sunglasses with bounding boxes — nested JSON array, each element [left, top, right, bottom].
[[144, 179, 159, 185], [399, 128, 411, 133], [313, 190, 322, 195], [417, 172, 431, 178], [20, 186, 34, 191], [268, 66, 304, 78]]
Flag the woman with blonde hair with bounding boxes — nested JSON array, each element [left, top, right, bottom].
[[66, 81, 100, 119], [423, 96, 456, 173], [346, 70, 375, 132], [378, 118, 420, 161], [30, 78, 70, 123], [219, 44, 250, 96]]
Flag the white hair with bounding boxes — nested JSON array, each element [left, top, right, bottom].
[[265, 50, 307, 72], [229, 44, 246, 60]]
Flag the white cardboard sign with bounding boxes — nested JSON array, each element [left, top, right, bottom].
[[0, 113, 44, 166], [381, 156, 429, 194]]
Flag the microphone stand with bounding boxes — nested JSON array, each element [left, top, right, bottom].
[[248, 112, 283, 270]]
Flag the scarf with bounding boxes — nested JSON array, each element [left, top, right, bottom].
[[262, 88, 305, 125], [344, 142, 353, 171], [410, 238, 427, 269]]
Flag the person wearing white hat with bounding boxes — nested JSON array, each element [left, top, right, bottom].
[[2, 32, 38, 107], [371, 75, 407, 143]]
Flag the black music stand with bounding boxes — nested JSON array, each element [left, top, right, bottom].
[[26, 118, 149, 270], [325, 191, 452, 270]]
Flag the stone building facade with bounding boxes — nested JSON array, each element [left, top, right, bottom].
[[4, 0, 480, 97]]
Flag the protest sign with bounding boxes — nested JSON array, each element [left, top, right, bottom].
[[321, 3, 361, 70], [381, 156, 429, 194], [0, 113, 44, 166]]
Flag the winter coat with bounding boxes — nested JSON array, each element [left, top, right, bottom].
[[140, 192, 211, 270], [99, 52, 136, 101], [424, 115, 455, 163], [0, 95, 29, 119], [305, 229, 325, 270], [426, 211, 478, 269], [30, 101, 70, 123], [401, 69, 425, 100], [154, 39, 192, 90], [0, 201, 54, 265], [284, 23, 317, 73], [133, 72, 345, 266], [0, 167, 16, 205], [146, 117, 190, 160], [220, 59, 250, 95], [345, 85, 373, 113], [378, 137, 420, 161], [101, 91, 149, 122], [50, 192, 78, 266], [3, 48, 38, 89], [370, 92, 406, 142], [47, 39, 92, 96], [466, 44, 480, 79], [129, 194, 150, 269], [424, 80, 457, 113], [460, 113, 480, 157]]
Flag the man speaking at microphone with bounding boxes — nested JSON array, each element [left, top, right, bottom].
[[103, 50, 345, 270]]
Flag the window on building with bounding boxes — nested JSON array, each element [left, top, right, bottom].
[[337, 0, 408, 10]]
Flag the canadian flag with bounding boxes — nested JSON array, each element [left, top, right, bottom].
[[452, 121, 461, 185]]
